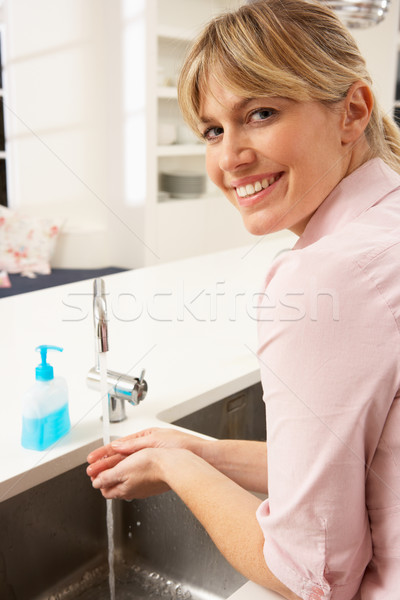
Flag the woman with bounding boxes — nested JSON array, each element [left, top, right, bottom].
[[87, 1, 400, 598]]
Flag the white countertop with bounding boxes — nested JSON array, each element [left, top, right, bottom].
[[0, 231, 296, 600]]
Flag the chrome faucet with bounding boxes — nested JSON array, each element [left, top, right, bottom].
[[87, 278, 148, 422], [93, 278, 109, 363]]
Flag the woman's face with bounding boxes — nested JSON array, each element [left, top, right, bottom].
[[199, 81, 352, 236]]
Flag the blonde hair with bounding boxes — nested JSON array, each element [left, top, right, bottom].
[[178, 0, 400, 173]]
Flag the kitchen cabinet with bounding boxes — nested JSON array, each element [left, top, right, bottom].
[[144, 0, 255, 266]]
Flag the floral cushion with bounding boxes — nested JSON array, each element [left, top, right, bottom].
[[0, 269, 10, 288], [0, 206, 63, 277]]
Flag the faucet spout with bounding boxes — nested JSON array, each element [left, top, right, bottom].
[[93, 278, 109, 365], [88, 277, 148, 422]]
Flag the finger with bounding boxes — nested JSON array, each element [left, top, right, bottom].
[[87, 435, 138, 463], [87, 443, 116, 464], [92, 468, 125, 490], [111, 438, 146, 453], [111, 429, 161, 453], [100, 482, 135, 501], [101, 487, 120, 500], [86, 453, 123, 478]]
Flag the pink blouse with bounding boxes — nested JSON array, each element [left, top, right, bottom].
[[256, 158, 400, 599]]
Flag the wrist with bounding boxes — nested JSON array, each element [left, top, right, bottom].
[[184, 434, 210, 457], [184, 436, 224, 471], [156, 447, 204, 488]]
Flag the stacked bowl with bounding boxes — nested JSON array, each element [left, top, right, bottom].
[[160, 171, 206, 199]]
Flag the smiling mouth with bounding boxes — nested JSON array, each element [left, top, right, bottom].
[[235, 174, 281, 199]]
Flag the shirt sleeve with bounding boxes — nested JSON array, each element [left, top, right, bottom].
[[256, 245, 399, 600]]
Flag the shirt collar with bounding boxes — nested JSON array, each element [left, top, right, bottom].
[[294, 158, 400, 250]]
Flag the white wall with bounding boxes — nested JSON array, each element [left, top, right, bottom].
[[101, 0, 149, 269], [351, 0, 399, 114], [5, 0, 108, 266], [4, 0, 148, 269]]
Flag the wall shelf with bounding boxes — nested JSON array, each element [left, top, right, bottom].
[[157, 143, 205, 157], [146, 0, 273, 265]]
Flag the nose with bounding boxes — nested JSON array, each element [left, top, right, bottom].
[[218, 131, 255, 173]]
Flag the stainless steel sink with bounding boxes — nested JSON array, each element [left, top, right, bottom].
[[0, 383, 265, 599], [0, 461, 246, 600], [172, 382, 266, 441]]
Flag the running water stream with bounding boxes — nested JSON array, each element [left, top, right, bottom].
[[99, 351, 116, 600]]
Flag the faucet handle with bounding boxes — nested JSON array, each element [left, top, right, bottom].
[[86, 367, 148, 420], [131, 369, 148, 405]]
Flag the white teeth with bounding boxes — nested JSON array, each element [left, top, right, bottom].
[[235, 175, 279, 198], [246, 184, 255, 195]]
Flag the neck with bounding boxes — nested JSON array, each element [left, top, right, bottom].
[[289, 137, 373, 238], [344, 135, 374, 178]]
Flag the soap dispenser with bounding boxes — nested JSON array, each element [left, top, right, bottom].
[[21, 345, 71, 451]]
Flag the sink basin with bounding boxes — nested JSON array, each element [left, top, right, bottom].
[[0, 462, 246, 600], [172, 382, 266, 441]]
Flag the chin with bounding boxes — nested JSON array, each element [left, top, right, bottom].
[[241, 214, 283, 237]]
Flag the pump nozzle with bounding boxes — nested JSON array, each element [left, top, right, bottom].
[[35, 345, 63, 381]]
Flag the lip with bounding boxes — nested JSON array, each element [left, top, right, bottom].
[[233, 172, 282, 207], [231, 172, 281, 188]]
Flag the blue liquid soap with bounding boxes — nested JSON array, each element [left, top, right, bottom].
[[22, 403, 70, 451], [21, 345, 71, 451]]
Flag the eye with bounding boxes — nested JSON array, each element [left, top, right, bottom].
[[249, 108, 276, 122], [202, 125, 224, 142]]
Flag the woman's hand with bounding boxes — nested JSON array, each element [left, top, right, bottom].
[[87, 428, 268, 495], [90, 446, 175, 500], [86, 427, 204, 481]]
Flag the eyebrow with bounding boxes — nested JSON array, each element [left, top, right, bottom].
[[198, 97, 254, 125]]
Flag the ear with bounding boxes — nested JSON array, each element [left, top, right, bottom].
[[341, 81, 373, 145]]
